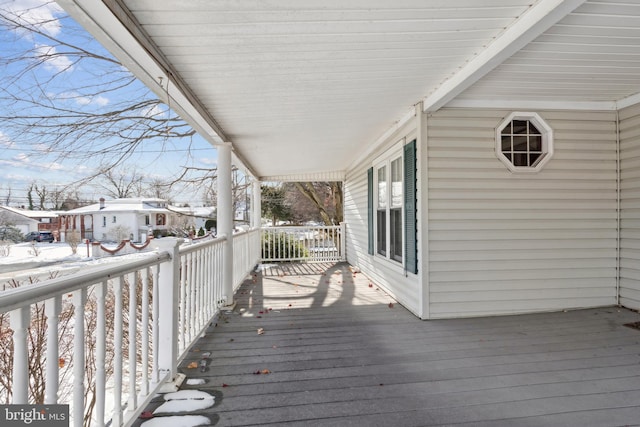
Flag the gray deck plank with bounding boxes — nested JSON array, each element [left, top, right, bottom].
[[136, 262, 640, 426]]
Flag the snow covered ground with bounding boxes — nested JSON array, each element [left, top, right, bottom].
[[0, 241, 151, 284]]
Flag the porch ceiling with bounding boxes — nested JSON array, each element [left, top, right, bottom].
[[57, 0, 640, 180]]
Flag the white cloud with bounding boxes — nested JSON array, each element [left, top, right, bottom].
[[54, 91, 110, 107], [74, 94, 110, 107], [1, 153, 63, 172], [198, 157, 217, 166], [0, 132, 16, 148], [47, 161, 64, 171], [13, 153, 30, 163], [35, 43, 74, 73], [141, 104, 165, 119], [4, 0, 64, 37]]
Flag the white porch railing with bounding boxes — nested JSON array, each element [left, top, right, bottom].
[[261, 223, 346, 262], [0, 231, 260, 427], [233, 228, 262, 289]]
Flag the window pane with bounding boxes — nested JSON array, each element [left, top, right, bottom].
[[376, 210, 386, 256], [512, 120, 528, 134], [528, 122, 541, 135], [502, 122, 512, 134], [530, 135, 542, 151], [501, 135, 511, 152], [377, 166, 387, 208], [390, 208, 402, 262], [513, 136, 527, 152], [514, 153, 528, 166], [391, 157, 402, 208], [530, 152, 542, 165]]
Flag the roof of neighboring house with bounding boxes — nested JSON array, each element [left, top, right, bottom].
[[0, 206, 57, 220], [64, 198, 173, 215], [169, 206, 217, 219]]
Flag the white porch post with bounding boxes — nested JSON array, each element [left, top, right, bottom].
[[252, 179, 261, 229], [218, 143, 234, 305], [155, 237, 182, 381]]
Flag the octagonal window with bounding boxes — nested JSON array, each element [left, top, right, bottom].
[[496, 112, 553, 173]]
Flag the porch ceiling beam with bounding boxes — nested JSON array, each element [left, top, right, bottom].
[[422, 0, 587, 113]]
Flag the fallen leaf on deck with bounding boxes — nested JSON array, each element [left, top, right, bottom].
[[187, 361, 198, 369], [222, 383, 229, 387], [261, 369, 271, 374], [257, 328, 265, 335], [388, 302, 394, 308], [368, 283, 373, 288]]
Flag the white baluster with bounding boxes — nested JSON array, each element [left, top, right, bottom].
[[96, 282, 107, 427], [45, 297, 61, 404], [10, 307, 29, 404], [73, 289, 86, 427], [128, 272, 137, 411]]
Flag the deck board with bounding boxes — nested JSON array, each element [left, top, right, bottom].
[[136, 262, 640, 426]]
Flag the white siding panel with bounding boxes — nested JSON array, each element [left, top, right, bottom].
[[427, 109, 618, 318], [344, 119, 421, 316], [619, 102, 640, 310]]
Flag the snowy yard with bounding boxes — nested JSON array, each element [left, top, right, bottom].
[[0, 241, 150, 283]]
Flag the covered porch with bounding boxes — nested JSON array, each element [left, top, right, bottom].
[[5, 0, 640, 425], [135, 263, 640, 426]]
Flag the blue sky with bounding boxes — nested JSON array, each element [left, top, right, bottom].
[[0, 0, 219, 206]]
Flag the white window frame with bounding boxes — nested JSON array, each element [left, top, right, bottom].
[[373, 143, 404, 266], [496, 112, 553, 173]]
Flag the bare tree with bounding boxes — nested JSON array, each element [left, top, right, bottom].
[[291, 182, 343, 225], [0, 2, 197, 182], [27, 183, 34, 210], [1, 184, 11, 206], [98, 169, 144, 199], [144, 177, 174, 201], [33, 184, 47, 210], [178, 165, 249, 215], [48, 187, 66, 210]]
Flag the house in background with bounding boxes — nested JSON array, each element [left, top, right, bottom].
[[170, 205, 217, 235], [0, 206, 59, 236], [57, 0, 640, 319], [61, 197, 185, 242]]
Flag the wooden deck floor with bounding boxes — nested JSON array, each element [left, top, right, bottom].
[[137, 262, 640, 426]]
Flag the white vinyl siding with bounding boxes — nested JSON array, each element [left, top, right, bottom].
[[426, 109, 618, 318], [619, 103, 640, 310], [344, 121, 420, 316]]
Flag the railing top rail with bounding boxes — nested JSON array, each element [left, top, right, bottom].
[[0, 251, 171, 313], [264, 225, 341, 230], [179, 234, 227, 255]]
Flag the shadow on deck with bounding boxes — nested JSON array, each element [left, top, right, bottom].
[[135, 262, 640, 426]]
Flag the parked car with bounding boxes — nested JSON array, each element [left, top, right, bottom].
[[25, 231, 55, 243]]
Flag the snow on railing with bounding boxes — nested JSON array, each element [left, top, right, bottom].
[[261, 223, 346, 263], [0, 233, 259, 427]]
